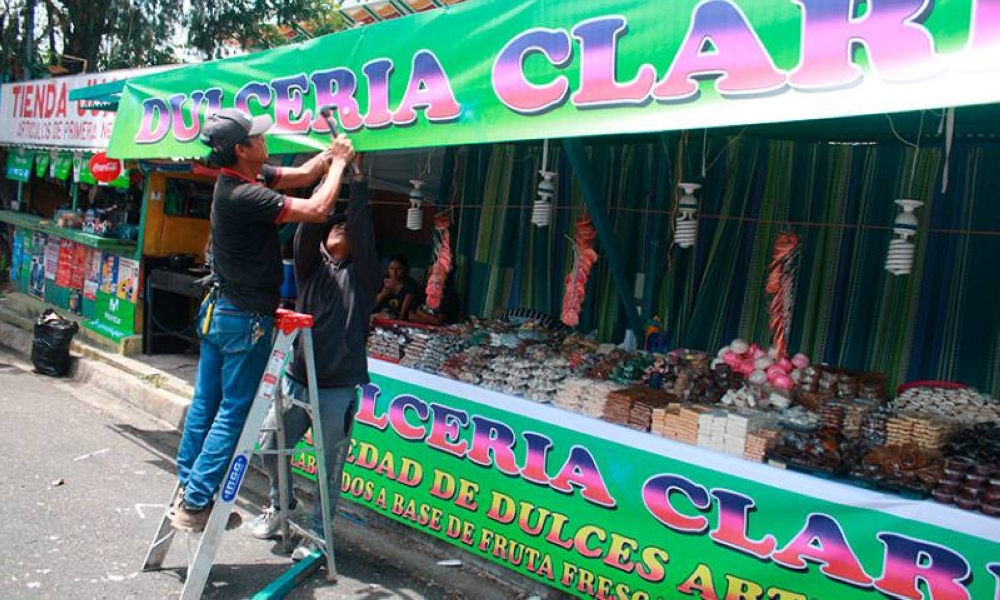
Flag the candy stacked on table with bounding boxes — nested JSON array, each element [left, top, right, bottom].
[[893, 386, 1000, 425], [933, 422, 1000, 516], [713, 338, 810, 394], [554, 377, 623, 418], [368, 326, 408, 360]]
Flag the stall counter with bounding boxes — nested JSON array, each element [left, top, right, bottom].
[[290, 357, 1000, 600], [2, 210, 141, 344]]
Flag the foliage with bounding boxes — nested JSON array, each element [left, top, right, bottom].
[[0, 0, 345, 80], [183, 0, 344, 59]]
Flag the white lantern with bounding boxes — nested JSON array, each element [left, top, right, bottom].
[[885, 198, 923, 276], [407, 179, 425, 231], [675, 182, 701, 248]]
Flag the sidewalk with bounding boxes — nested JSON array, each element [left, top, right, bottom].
[[0, 291, 556, 599]]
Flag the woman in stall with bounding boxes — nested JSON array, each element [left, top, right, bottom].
[[373, 254, 419, 320]]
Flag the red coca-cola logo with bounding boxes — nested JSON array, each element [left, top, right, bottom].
[[89, 151, 123, 183]]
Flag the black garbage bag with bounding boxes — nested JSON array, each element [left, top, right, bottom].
[[31, 309, 79, 377]]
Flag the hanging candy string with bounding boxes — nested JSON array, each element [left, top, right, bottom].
[[561, 213, 598, 327], [766, 231, 800, 359], [425, 210, 453, 310]]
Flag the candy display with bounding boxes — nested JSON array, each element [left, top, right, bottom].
[[893, 386, 1000, 424], [368, 317, 999, 516]]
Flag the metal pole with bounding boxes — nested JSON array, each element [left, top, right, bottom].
[[561, 138, 644, 337]]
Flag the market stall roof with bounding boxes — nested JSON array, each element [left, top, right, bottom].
[[336, 0, 466, 26], [68, 79, 126, 112], [93, 0, 1000, 160]]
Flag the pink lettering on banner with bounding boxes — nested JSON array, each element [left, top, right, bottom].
[[355, 383, 617, 508], [790, 0, 941, 89], [652, 0, 785, 101]]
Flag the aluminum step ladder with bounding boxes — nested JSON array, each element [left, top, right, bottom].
[[141, 308, 339, 599]]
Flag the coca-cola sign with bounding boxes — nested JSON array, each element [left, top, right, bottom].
[[89, 151, 123, 183]]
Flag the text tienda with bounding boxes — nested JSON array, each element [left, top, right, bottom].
[[354, 384, 618, 509], [132, 0, 997, 144]]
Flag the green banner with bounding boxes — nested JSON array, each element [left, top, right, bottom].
[[72, 153, 97, 185], [34, 152, 50, 178], [6, 148, 34, 182], [50, 152, 73, 180], [107, 0, 1000, 159], [302, 362, 1000, 600], [84, 289, 135, 341], [106, 167, 130, 189]]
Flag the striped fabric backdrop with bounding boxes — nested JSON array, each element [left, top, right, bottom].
[[445, 137, 1000, 397]]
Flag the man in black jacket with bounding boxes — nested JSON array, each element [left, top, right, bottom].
[[250, 155, 380, 559]]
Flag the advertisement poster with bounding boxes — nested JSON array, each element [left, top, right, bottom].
[[115, 257, 139, 302], [85, 290, 135, 341], [55, 238, 75, 288], [10, 229, 24, 282], [83, 248, 101, 300], [289, 362, 1000, 600], [33, 152, 50, 179], [98, 253, 118, 294], [69, 243, 87, 290], [49, 152, 73, 181], [5, 148, 33, 182], [28, 232, 46, 298], [43, 238, 59, 280]]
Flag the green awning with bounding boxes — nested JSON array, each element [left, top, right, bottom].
[[102, 0, 1000, 161], [68, 79, 127, 112]]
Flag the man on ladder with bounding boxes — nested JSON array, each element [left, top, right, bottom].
[[171, 109, 354, 532], [249, 153, 380, 561]]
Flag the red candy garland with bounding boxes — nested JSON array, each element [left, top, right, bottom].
[[561, 213, 598, 326], [766, 231, 800, 359], [425, 211, 453, 310]]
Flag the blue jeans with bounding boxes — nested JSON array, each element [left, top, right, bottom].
[[259, 377, 358, 533], [177, 295, 274, 509]]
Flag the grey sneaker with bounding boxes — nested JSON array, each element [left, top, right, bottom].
[[249, 501, 304, 540], [291, 536, 324, 561]]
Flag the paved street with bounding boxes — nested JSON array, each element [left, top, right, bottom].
[[0, 346, 490, 599]]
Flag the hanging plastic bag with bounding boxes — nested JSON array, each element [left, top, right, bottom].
[[31, 309, 79, 377]]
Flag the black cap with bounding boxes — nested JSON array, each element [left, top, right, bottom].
[[200, 109, 273, 155]]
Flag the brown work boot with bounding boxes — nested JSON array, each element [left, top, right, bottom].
[[170, 501, 243, 532]]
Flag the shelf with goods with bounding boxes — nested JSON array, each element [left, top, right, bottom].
[[367, 316, 1000, 518]]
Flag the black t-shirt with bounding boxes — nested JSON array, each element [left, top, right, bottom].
[[375, 275, 418, 318], [210, 164, 288, 313]]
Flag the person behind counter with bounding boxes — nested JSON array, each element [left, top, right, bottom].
[[373, 254, 418, 320], [170, 109, 355, 533]]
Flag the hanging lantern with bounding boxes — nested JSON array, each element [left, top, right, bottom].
[[885, 198, 922, 276], [532, 170, 556, 227], [675, 183, 701, 248], [407, 179, 425, 231]]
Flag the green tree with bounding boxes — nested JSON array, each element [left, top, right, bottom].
[[185, 0, 344, 59], [0, 0, 344, 80], [45, 0, 183, 71]]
